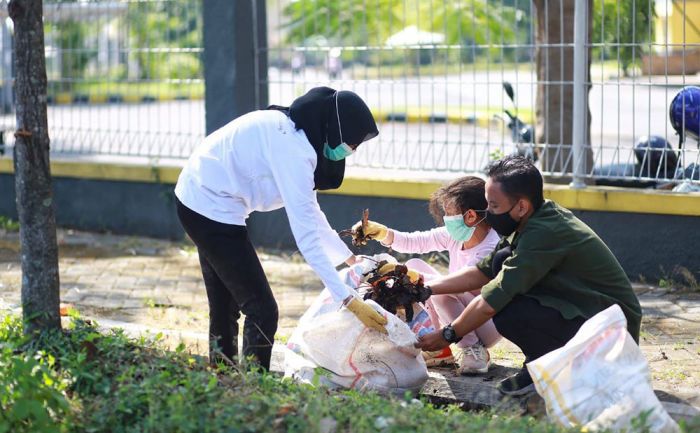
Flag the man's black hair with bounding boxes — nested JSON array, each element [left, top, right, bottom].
[[486, 155, 544, 209]]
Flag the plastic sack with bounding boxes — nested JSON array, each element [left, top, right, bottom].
[[283, 255, 430, 395], [527, 304, 679, 433]]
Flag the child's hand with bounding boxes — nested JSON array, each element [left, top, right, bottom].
[[351, 219, 388, 242]]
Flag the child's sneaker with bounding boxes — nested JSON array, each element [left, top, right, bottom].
[[454, 342, 490, 375], [421, 346, 455, 367]]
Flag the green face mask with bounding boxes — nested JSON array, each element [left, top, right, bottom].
[[322, 91, 355, 161], [443, 211, 486, 243], [323, 142, 354, 161]]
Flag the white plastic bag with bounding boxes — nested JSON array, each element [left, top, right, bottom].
[[283, 255, 430, 395], [527, 304, 679, 433]]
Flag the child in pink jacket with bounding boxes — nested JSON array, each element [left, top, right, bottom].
[[358, 176, 501, 374]]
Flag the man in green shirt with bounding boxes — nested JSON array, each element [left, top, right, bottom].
[[416, 155, 642, 396]]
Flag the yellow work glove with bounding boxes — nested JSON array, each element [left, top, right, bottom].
[[351, 219, 389, 242], [345, 298, 388, 334], [377, 263, 422, 284]]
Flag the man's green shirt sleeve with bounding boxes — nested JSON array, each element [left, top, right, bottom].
[[476, 248, 497, 280], [478, 226, 564, 312]]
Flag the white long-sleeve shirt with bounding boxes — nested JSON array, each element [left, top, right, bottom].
[[175, 110, 353, 301]]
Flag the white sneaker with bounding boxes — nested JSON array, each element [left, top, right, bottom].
[[454, 342, 490, 375]]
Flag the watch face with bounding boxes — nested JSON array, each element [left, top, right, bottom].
[[442, 326, 455, 343]]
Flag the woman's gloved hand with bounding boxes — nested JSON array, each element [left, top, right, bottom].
[[344, 297, 388, 334], [377, 262, 422, 284], [351, 219, 389, 242]]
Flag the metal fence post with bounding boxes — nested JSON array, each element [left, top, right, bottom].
[[570, 0, 588, 189], [203, 0, 267, 136]]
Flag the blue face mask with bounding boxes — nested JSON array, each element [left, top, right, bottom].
[[443, 212, 485, 243], [323, 91, 355, 161]]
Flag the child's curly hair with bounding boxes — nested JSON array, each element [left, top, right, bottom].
[[428, 176, 488, 225]]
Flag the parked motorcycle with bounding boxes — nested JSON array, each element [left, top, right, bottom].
[[498, 81, 537, 162], [595, 86, 700, 188]]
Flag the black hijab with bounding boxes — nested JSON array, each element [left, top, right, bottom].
[[268, 87, 378, 190]]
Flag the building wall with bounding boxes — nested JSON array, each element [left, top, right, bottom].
[[655, 0, 700, 48]]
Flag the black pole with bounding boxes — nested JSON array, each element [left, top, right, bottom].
[[202, 0, 268, 136]]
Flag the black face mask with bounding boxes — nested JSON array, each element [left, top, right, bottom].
[[486, 202, 520, 237]]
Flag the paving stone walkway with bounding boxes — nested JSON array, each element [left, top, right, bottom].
[[1, 228, 698, 415]]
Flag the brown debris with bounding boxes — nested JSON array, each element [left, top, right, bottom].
[[339, 209, 372, 247], [360, 261, 430, 323]]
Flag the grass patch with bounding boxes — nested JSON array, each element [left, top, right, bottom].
[[659, 266, 700, 293], [0, 314, 589, 433], [347, 61, 534, 80], [346, 59, 619, 81], [0, 216, 19, 232], [52, 81, 204, 100], [654, 367, 689, 382]]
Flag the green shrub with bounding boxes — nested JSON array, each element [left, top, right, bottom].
[[0, 216, 19, 232], [0, 317, 68, 433]]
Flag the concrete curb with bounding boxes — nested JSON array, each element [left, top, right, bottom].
[[373, 109, 495, 126]]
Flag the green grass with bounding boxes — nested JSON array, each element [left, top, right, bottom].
[[347, 59, 621, 81], [0, 313, 602, 433], [52, 81, 204, 100], [348, 61, 534, 80], [0, 216, 19, 232]]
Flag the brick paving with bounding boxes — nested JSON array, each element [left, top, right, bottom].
[[1, 228, 698, 410]]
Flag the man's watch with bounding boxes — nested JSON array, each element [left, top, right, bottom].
[[441, 324, 462, 344]]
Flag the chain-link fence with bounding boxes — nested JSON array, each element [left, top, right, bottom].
[[0, 1, 698, 186]]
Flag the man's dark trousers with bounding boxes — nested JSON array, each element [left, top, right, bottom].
[[492, 295, 586, 369]]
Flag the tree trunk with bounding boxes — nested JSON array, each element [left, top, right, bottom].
[[533, 0, 594, 177], [9, 0, 61, 333]]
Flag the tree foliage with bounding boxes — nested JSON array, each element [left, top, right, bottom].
[[41, 0, 201, 85], [52, 20, 94, 91], [125, 0, 201, 80], [282, 0, 517, 49], [591, 0, 653, 75], [282, 0, 653, 72]]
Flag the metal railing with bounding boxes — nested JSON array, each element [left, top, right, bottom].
[[264, 0, 700, 186], [0, 0, 698, 187], [0, 0, 204, 160]]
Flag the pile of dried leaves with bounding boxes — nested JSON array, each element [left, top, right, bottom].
[[360, 261, 431, 322]]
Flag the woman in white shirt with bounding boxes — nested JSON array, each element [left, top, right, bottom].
[[175, 87, 386, 370]]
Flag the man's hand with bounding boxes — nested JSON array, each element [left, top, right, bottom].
[[345, 298, 388, 334], [377, 262, 422, 284], [351, 219, 388, 242], [415, 330, 450, 352], [417, 285, 432, 303], [428, 265, 490, 296]]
